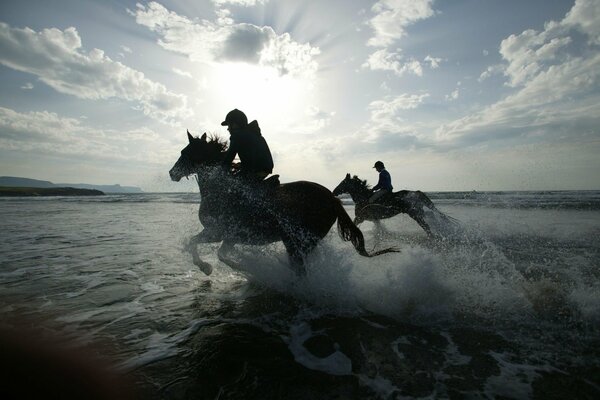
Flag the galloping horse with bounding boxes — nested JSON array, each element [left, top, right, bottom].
[[169, 132, 397, 275], [333, 173, 454, 236]]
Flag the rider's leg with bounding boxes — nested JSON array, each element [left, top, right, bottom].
[[368, 189, 389, 204]]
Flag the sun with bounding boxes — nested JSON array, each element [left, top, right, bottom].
[[211, 62, 314, 130]]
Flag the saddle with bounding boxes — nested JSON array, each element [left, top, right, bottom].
[[263, 174, 280, 188], [372, 191, 394, 206]]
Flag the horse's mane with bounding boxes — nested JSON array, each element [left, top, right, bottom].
[[351, 175, 371, 190], [195, 134, 228, 152]]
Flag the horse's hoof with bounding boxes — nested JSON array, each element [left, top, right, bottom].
[[194, 260, 213, 275]]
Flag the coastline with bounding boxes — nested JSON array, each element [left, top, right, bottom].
[[0, 186, 105, 197]]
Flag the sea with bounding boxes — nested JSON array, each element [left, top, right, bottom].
[[0, 190, 599, 399]]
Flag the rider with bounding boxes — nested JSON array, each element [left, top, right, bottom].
[[369, 161, 393, 203], [221, 109, 274, 181]]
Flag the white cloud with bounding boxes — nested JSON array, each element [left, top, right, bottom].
[[478, 64, 504, 82], [212, 0, 268, 6], [363, 0, 436, 79], [363, 49, 423, 76], [438, 52, 600, 142], [120, 45, 132, 53], [500, 29, 572, 87], [0, 106, 80, 142], [367, 0, 436, 47], [287, 106, 335, 135], [436, 0, 600, 146], [445, 88, 459, 101], [172, 68, 193, 78], [366, 93, 429, 137], [424, 55, 442, 69], [133, 2, 319, 79], [370, 93, 429, 114], [0, 106, 175, 164], [0, 23, 191, 124], [562, 0, 600, 45], [21, 82, 34, 90]]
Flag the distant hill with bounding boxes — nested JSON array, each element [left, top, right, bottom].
[[0, 176, 143, 193], [0, 186, 104, 197]]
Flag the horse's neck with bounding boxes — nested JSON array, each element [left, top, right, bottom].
[[195, 164, 227, 197], [195, 152, 227, 195]]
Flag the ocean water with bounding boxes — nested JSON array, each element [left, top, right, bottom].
[[0, 191, 599, 399]]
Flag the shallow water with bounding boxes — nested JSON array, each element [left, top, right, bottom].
[[1, 191, 599, 398]]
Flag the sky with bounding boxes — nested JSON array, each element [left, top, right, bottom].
[[0, 0, 598, 192]]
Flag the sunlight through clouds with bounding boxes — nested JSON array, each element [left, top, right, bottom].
[[133, 2, 319, 79], [0, 0, 598, 190]]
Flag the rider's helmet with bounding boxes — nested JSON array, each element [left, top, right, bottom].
[[373, 161, 385, 169], [221, 109, 248, 127]]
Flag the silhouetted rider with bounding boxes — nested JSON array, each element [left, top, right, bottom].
[[221, 109, 274, 181], [369, 160, 393, 203]]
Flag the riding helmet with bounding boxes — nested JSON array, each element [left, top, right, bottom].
[[221, 109, 248, 127], [373, 161, 385, 169]]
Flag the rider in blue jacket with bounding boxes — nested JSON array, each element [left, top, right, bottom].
[[369, 161, 393, 203]]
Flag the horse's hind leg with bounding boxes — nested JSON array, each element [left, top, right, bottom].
[[373, 220, 388, 244], [281, 233, 320, 276]]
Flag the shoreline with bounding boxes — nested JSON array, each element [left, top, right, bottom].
[[0, 186, 105, 197]]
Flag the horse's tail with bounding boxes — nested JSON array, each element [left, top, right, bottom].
[[334, 198, 398, 257], [416, 190, 437, 210]]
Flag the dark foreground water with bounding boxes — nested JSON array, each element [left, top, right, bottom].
[[0, 191, 599, 399]]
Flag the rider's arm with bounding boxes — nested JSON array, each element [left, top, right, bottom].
[[373, 172, 383, 191], [222, 136, 238, 166]]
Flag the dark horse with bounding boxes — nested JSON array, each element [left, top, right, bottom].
[[169, 132, 396, 275], [333, 173, 454, 236]]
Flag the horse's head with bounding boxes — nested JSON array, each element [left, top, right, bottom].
[[169, 130, 227, 182], [332, 173, 353, 196], [333, 173, 370, 198]]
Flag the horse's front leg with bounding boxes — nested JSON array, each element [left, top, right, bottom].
[[217, 240, 244, 272], [185, 230, 221, 275]]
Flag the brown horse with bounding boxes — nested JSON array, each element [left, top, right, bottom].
[[169, 132, 397, 275], [333, 173, 456, 237]]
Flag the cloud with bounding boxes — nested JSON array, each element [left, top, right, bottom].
[[445, 88, 459, 101], [356, 93, 430, 150], [172, 68, 193, 78], [212, 0, 268, 6], [21, 82, 34, 90], [367, 0, 436, 47], [363, 0, 436, 78], [424, 55, 442, 69], [478, 64, 504, 82], [562, 0, 600, 45], [299, 106, 335, 134], [0, 106, 81, 142], [132, 2, 319, 78], [370, 93, 429, 116], [0, 22, 190, 124], [362, 49, 423, 76], [0, 106, 176, 164], [436, 0, 600, 147]]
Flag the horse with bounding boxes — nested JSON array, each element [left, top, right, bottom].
[[332, 173, 455, 237], [169, 131, 397, 276]]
